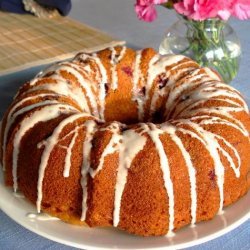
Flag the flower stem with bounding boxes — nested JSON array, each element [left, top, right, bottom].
[[180, 17, 239, 83]]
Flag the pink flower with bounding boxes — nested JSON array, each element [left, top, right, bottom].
[[135, 0, 168, 22], [217, 9, 232, 20], [174, 0, 230, 21], [135, 0, 250, 22], [231, 0, 250, 20]]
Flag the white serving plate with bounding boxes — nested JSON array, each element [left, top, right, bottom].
[[0, 169, 249, 250]]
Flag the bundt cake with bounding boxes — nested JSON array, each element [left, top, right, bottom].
[[0, 46, 250, 236]]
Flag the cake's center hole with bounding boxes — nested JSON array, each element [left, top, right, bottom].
[[100, 73, 169, 125], [103, 99, 166, 125]]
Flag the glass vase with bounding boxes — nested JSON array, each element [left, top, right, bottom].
[[159, 16, 241, 83]]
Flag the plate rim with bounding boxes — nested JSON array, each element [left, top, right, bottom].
[[0, 168, 249, 250], [0, 54, 250, 250], [1, 203, 249, 250]]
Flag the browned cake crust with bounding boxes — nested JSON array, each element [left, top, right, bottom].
[[0, 46, 250, 236]]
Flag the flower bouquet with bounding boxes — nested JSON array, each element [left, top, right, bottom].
[[135, 0, 250, 83]]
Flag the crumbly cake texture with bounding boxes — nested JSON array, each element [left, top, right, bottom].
[[0, 46, 249, 236]]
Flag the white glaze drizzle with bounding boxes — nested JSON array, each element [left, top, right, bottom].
[[98, 79, 106, 121], [190, 116, 242, 177], [132, 50, 144, 121], [144, 54, 161, 101], [36, 113, 90, 213], [214, 135, 241, 177], [150, 62, 203, 118], [164, 70, 211, 119], [26, 212, 60, 221], [110, 47, 117, 90], [57, 63, 99, 117], [174, 81, 249, 119], [133, 54, 161, 121], [27, 80, 88, 112], [187, 109, 249, 137], [149, 74, 171, 119], [31, 62, 58, 81], [147, 55, 195, 119], [12, 104, 77, 192], [89, 122, 121, 178], [13, 191, 25, 198], [75, 52, 108, 120], [165, 115, 241, 223], [2, 94, 60, 170], [189, 122, 225, 213], [161, 123, 197, 225], [175, 98, 244, 118], [109, 46, 126, 90], [203, 81, 247, 103], [175, 118, 237, 214], [28, 62, 90, 112], [90, 54, 108, 121], [146, 55, 185, 95], [113, 128, 147, 227], [116, 46, 127, 62], [204, 68, 221, 81], [140, 123, 175, 236], [80, 120, 98, 221], [63, 127, 80, 178]]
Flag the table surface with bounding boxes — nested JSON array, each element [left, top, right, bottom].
[[0, 0, 249, 249]]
